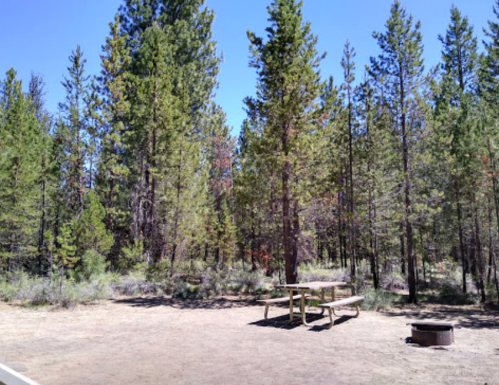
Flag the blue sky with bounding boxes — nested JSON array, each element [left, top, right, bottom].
[[0, 0, 496, 135]]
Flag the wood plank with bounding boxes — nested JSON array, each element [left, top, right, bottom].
[[275, 282, 347, 290], [317, 296, 365, 308], [256, 294, 310, 304]]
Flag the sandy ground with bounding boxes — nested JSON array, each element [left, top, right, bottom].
[[0, 296, 498, 385]]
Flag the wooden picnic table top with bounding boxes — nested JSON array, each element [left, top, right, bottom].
[[275, 281, 347, 290]]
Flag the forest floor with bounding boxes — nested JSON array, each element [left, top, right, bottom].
[[0, 296, 498, 385]]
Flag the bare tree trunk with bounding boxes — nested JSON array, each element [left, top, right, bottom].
[[37, 176, 46, 274], [282, 121, 297, 284], [488, 140, 499, 304], [487, 197, 494, 285], [170, 145, 184, 272], [473, 193, 486, 303], [292, 199, 300, 275], [347, 85, 356, 282], [400, 224, 406, 275], [455, 185, 467, 293]]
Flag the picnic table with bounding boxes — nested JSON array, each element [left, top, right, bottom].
[[274, 281, 347, 326]]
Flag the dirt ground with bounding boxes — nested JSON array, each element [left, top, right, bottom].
[[0, 297, 498, 385]]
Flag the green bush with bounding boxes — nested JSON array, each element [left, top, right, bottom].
[[172, 281, 208, 299], [229, 267, 267, 293], [359, 287, 394, 311], [298, 263, 349, 283], [76, 250, 109, 281], [146, 260, 171, 282], [486, 282, 499, 302], [438, 283, 480, 305], [0, 270, 116, 308], [381, 272, 407, 291]]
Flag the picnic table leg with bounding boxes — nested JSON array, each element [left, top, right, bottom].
[[318, 289, 325, 315], [301, 290, 314, 327], [331, 287, 338, 316], [289, 290, 294, 322], [324, 308, 334, 329], [353, 302, 360, 318]]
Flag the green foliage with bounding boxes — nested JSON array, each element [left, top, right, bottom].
[[54, 224, 78, 271], [438, 284, 480, 305], [0, 270, 115, 308], [3, 1, 499, 311], [145, 260, 171, 282], [380, 272, 407, 291], [172, 281, 207, 299], [0, 69, 43, 269], [96, 14, 131, 236], [119, 239, 145, 270], [73, 190, 114, 257], [298, 263, 349, 283], [76, 250, 109, 281], [360, 288, 395, 311], [58, 45, 92, 219]]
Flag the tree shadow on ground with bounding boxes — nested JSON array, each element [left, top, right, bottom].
[[114, 296, 256, 310], [383, 305, 499, 329]]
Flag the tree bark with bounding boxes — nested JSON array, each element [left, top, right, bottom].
[[399, 64, 416, 304], [282, 121, 297, 283]]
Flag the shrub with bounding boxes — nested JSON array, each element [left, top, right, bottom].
[[112, 270, 163, 296], [229, 268, 267, 293], [438, 283, 480, 305], [381, 272, 407, 291], [145, 260, 171, 282], [0, 271, 117, 308], [360, 287, 394, 311], [77, 250, 109, 281], [486, 282, 499, 303], [298, 263, 350, 283], [172, 281, 208, 299]]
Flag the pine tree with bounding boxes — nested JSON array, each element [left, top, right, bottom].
[[437, 5, 479, 296], [58, 46, 91, 220], [357, 71, 380, 288], [97, 14, 132, 266], [73, 191, 114, 266], [483, 0, 499, 106], [341, 40, 357, 281], [206, 105, 235, 267], [54, 223, 77, 293], [370, 1, 425, 303], [117, 0, 220, 266], [130, 23, 177, 261], [245, 0, 324, 283], [28, 73, 54, 273], [0, 69, 42, 272]]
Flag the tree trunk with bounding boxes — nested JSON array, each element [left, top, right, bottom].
[[347, 88, 356, 282], [455, 185, 467, 293], [399, 66, 416, 304], [487, 197, 494, 284], [170, 145, 183, 272], [37, 176, 46, 274], [282, 122, 296, 284], [400, 224, 406, 275], [473, 193, 486, 303]]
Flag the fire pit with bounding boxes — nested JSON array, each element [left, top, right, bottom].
[[409, 322, 456, 346]]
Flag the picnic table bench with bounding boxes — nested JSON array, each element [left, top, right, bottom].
[[257, 294, 311, 319], [317, 295, 365, 329]]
